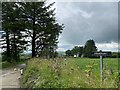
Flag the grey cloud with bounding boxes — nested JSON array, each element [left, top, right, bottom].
[[55, 2, 118, 47]]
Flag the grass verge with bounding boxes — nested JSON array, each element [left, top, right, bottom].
[[21, 57, 119, 88]]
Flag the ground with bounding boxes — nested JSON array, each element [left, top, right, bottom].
[[1, 69, 20, 88], [0, 64, 25, 88]]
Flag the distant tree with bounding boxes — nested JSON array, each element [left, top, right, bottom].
[[65, 50, 72, 57], [71, 46, 83, 57], [72, 46, 79, 56], [112, 52, 120, 58], [65, 46, 83, 57], [84, 40, 97, 57], [78, 46, 83, 57]]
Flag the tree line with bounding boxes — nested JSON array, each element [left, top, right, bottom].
[[65, 40, 97, 58], [65, 40, 120, 58], [0, 2, 64, 62]]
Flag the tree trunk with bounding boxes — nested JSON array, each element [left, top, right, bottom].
[[32, 6, 36, 58], [32, 30, 36, 57], [13, 33, 18, 61], [6, 31, 10, 62]]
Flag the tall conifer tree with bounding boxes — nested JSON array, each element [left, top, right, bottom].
[[1, 2, 27, 61], [19, 2, 63, 58]]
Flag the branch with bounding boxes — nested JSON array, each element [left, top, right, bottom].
[[26, 30, 32, 38]]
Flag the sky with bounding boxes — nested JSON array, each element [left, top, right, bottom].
[[48, 1, 119, 52], [0, 0, 119, 53]]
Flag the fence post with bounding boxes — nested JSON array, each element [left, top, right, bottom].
[[100, 55, 103, 80]]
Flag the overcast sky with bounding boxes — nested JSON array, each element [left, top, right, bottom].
[[0, 1, 119, 53], [50, 1, 119, 52]]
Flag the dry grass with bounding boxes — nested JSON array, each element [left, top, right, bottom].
[[21, 57, 119, 88]]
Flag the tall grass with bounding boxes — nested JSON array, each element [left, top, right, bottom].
[[21, 58, 119, 88]]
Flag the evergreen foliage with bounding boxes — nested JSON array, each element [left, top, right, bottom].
[[84, 40, 97, 57], [1, 2, 63, 61]]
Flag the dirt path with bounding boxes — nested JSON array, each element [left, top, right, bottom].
[[0, 66, 22, 89]]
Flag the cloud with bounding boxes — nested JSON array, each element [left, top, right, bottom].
[[80, 10, 93, 18], [96, 42, 118, 52], [54, 2, 118, 51], [48, 0, 119, 2], [57, 42, 119, 52], [56, 48, 66, 51]]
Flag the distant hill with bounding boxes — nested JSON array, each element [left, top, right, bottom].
[[58, 51, 66, 57]]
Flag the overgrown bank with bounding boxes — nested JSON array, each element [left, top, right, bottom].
[[21, 58, 119, 88]]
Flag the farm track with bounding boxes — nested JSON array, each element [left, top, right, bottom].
[[0, 66, 22, 89]]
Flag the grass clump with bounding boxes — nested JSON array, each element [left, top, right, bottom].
[[21, 58, 88, 88], [21, 57, 119, 88]]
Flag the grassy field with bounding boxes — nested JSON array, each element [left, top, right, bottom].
[[21, 57, 119, 88], [73, 58, 118, 77]]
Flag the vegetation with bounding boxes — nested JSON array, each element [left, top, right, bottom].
[[1, 2, 28, 62], [1, 60, 26, 69], [84, 40, 97, 57], [0, 2, 63, 62], [21, 58, 118, 88], [0, 1, 119, 88], [0, 53, 31, 69], [65, 46, 83, 57], [65, 40, 97, 57], [19, 2, 63, 58], [112, 52, 120, 58]]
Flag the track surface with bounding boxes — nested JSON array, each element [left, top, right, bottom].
[[0, 65, 22, 89]]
